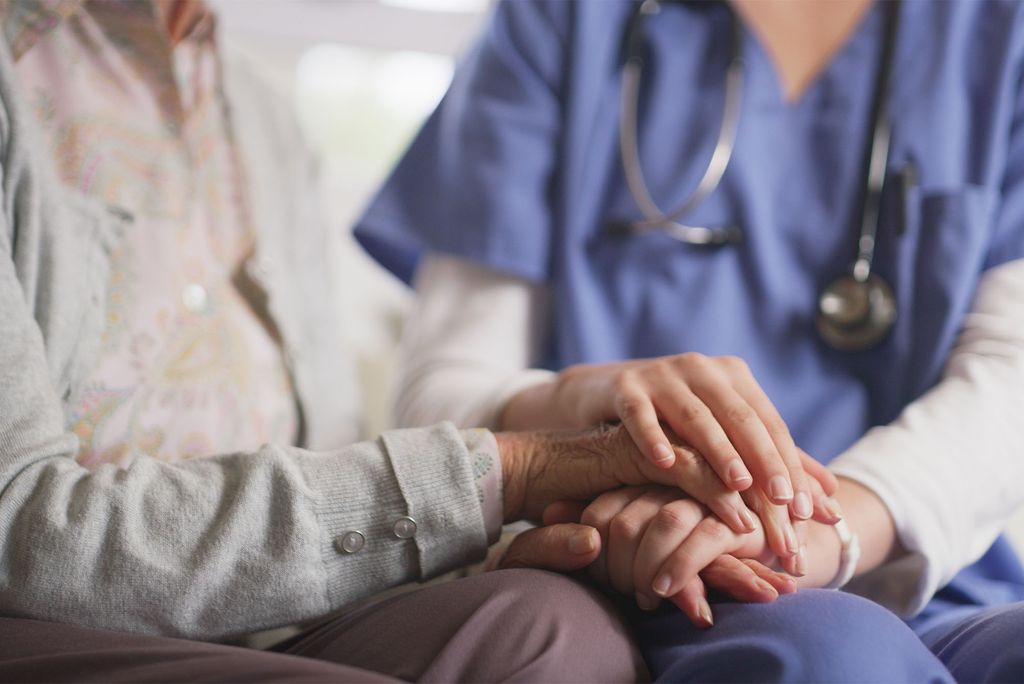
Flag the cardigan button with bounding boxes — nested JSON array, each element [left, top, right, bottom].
[[392, 517, 418, 539], [335, 531, 366, 554]]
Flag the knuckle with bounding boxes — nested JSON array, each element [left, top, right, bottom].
[[761, 500, 789, 525], [723, 402, 756, 426], [673, 446, 705, 470], [665, 546, 700, 579], [580, 507, 606, 530], [697, 517, 731, 544], [741, 492, 765, 516], [675, 351, 707, 372], [609, 514, 645, 542], [614, 392, 647, 422], [677, 400, 706, 424], [704, 437, 737, 461], [719, 355, 750, 374], [653, 504, 692, 532], [613, 370, 640, 394], [805, 477, 825, 498], [763, 415, 792, 441], [753, 448, 782, 467], [650, 359, 673, 376]]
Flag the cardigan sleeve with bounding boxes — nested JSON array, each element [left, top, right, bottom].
[[0, 206, 489, 641]]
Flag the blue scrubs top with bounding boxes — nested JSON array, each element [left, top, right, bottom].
[[355, 0, 1024, 624]]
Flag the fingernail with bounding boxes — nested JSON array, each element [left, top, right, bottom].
[[793, 492, 812, 519], [738, 508, 758, 533], [653, 444, 675, 465], [768, 475, 793, 502], [824, 497, 843, 521], [756, 579, 779, 597], [698, 598, 714, 627], [795, 545, 807, 577], [783, 524, 799, 556], [727, 460, 753, 487], [636, 593, 659, 611], [568, 528, 597, 555], [653, 573, 672, 597]]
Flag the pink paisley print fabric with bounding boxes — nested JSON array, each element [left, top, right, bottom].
[[11, 1, 298, 468]]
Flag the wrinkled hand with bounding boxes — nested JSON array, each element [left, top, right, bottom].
[[498, 424, 756, 534]]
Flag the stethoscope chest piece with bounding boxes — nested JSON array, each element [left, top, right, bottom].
[[816, 273, 897, 351]]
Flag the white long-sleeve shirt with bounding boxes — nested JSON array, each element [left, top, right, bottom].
[[397, 252, 1024, 617]]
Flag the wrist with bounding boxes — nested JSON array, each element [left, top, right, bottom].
[[495, 432, 535, 523], [500, 381, 564, 431]]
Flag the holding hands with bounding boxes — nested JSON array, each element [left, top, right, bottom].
[[498, 353, 846, 624], [506, 354, 842, 559], [505, 485, 804, 626]]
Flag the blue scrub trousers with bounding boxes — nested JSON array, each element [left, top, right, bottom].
[[628, 590, 1024, 683]]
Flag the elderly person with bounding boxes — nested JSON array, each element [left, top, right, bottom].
[[0, 1, 794, 681]]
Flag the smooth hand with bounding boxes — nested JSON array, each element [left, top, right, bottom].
[[500, 485, 799, 627]]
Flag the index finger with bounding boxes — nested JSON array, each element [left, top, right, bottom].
[[638, 443, 758, 536], [651, 515, 739, 599], [615, 390, 677, 469], [720, 359, 812, 519]]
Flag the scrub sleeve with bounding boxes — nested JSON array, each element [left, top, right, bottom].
[[355, 0, 569, 284]]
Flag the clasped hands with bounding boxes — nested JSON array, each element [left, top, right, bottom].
[[494, 353, 844, 627]]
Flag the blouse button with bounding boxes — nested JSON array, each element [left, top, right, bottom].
[[182, 283, 209, 314], [392, 516, 418, 539], [335, 530, 365, 554]]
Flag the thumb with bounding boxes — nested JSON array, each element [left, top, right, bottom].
[[498, 524, 601, 572]]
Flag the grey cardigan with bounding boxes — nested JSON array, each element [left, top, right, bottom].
[[0, 39, 488, 641]]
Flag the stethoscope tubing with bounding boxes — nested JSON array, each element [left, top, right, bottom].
[[618, 1, 744, 232], [617, 0, 743, 243], [613, 0, 903, 351]]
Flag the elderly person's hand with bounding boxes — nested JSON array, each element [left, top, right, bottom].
[[497, 424, 759, 534], [503, 354, 843, 562]]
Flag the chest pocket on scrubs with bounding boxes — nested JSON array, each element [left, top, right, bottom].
[[872, 182, 996, 412]]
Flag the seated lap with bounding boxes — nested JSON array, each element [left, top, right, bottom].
[[626, 589, 952, 684]]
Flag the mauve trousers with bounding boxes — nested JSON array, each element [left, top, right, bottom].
[[0, 570, 642, 683]]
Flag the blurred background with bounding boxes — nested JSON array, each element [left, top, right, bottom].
[[208, 0, 1024, 552], [210, 0, 490, 438]]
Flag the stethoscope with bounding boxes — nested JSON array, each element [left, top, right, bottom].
[[611, 0, 901, 352]]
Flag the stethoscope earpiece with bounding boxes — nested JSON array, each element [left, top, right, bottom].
[[816, 273, 897, 351]]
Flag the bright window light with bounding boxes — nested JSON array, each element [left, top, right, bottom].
[[295, 43, 453, 163], [380, 0, 490, 13]]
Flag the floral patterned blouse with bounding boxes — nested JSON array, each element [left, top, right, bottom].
[[8, 0, 298, 467]]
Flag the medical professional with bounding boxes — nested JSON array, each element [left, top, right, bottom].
[[356, 0, 1024, 681]]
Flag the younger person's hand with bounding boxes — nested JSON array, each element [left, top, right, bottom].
[[518, 354, 819, 512]]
